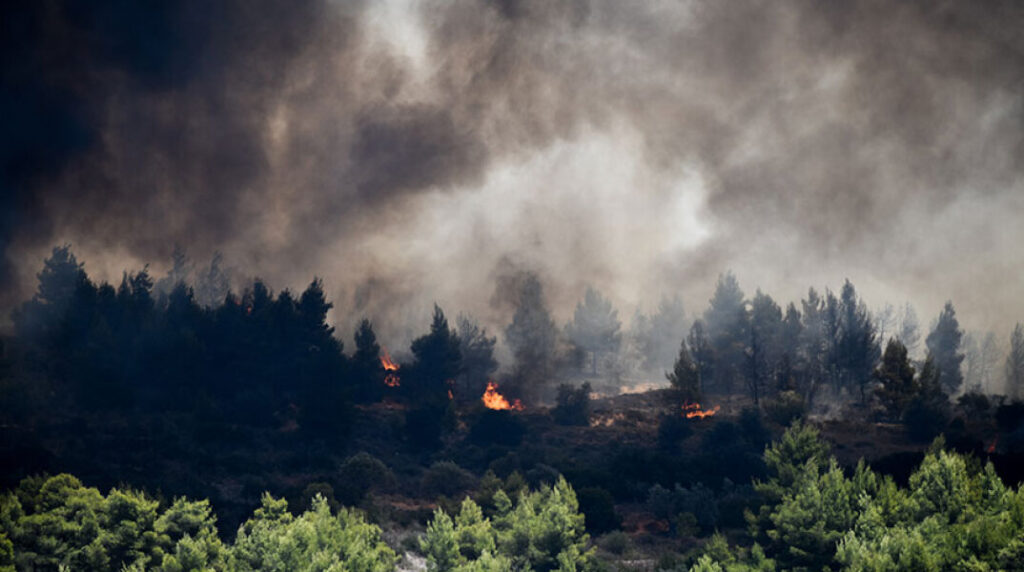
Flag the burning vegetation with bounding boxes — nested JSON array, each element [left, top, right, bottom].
[[682, 401, 720, 419], [482, 381, 524, 411], [380, 348, 400, 387]]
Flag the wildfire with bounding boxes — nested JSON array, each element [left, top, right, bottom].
[[380, 348, 400, 387], [988, 435, 998, 454], [482, 381, 524, 411], [682, 401, 719, 419]]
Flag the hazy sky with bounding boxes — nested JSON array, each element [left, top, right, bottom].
[[2, 0, 1022, 348]]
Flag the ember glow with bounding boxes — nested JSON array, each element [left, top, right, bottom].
[[380, 348, 400, 388], [682, 402, 719, 419], [482, 382, 523, 411]]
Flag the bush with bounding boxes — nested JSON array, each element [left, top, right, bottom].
[[298, 482, 339, 512], [763, 390, 806, 426], [738, 407, 771, 449], [421, 461, 477, 499], [553, 382, 592, 426], [469, 409, 525, 447], [598, 531, 632, 556], [405, 406, 446, 450], [577, 487, 620, 534], [337, 452, 394, 505], [956, 391, 990, 418], [656, 414, 692, 450], [645, 483, 718, 534], [995, 401, 1024, 433], [903, 395, 951, 442]]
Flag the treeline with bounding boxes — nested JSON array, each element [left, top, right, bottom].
[[3, 246, 504, 442], [5, 246, 1024, 443]]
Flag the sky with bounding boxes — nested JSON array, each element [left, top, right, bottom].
[[2, 0, 1022, 349]]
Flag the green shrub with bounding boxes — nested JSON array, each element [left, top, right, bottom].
[[422, 477, 594, 572], [422, 462, 477, 499], [577, 487, 620, 534], [553, 383, 592, 426], [597, 530, 631, 556], [762, 391, 805, 426], [337, 452, 394, 505]]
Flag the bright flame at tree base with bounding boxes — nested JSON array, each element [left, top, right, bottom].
[[380, 348, 400, 387], [482, 381, 523, 411], [682, 401, 719, 419]]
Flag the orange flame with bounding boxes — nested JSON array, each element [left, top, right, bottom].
[[988, 435, 998, 454], [482, 381, 523, 411], [682, 401, 719, 419], [380, 347, 400, 387]]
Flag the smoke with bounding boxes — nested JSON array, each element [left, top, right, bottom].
[[2, 0, 1023, 347]]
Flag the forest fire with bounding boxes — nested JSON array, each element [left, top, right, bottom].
[[482, 382, 524, 411], [380, 348, 400, 387], [682, 401, 719, 419]]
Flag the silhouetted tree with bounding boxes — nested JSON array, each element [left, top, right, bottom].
[[636, 295, 687, 371], [1006, 323, 1024, 400], [963, 331, 999, 393], [896, 302, 921, 357], [409, 305, 462, 406], [799, 288, 829, 404], [873, 303, 896, 347], [778, 303, 803, 391], [667, 339, 699, 403], [352, 318, 383, 403], [687, 319, 714, 395], [903, 353, 950, 441], [504, 273, 557, 401], [154, 245, 193, 302], [704, 272, 748, 395], [456, 314, 498, 402], [566, 287, 622, 375], [835, 280, 879, 402], [13, 245, 87, 339], [195, 252, 230, 308], [926, 301, 965, 395], [749, 290, 783, 404], [874, 339, 917, 419]]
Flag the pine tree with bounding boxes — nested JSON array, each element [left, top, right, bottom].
[[703, 272, 748, 395], [667, 339, 700, 403], [1006, 323, 1024, 400], [352, 318, 383, 403], [836, 280, 880, 402], [410, 305, 462, 405], [687, 319, 714, 395], [926, 301, 964, 395], [566, 287, 621, 375], [873, 338, 917, 418], [749, 290, 783, 404], [456, 315, 498, 402], [504, 273, 557, 400]]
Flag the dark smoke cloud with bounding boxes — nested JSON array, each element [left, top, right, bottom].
[[2, 0, 1023, 349]]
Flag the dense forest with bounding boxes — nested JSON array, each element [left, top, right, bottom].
[[3, 246, 1024, 571]]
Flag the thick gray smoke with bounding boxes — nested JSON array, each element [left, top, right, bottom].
[[2, 0, 1023, 348]]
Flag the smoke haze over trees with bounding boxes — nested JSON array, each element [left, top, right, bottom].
[[2, 0, 1023, 350]]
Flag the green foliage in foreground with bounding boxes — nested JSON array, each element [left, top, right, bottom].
[[696, 427, 1024, 572], [0, 472, 592, 572], [0, 474, 395, 572], [421, 476, 594, 572]]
